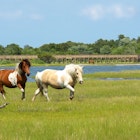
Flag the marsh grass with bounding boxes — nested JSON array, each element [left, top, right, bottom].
[[85, 70, 140, 79], [0, 71, 140, 140]]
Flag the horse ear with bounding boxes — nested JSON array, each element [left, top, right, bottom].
[[23, 59, 31, 67], [75, 68, 77, 72], [80, 65, 84, 69], [19, 61, 23, 69]]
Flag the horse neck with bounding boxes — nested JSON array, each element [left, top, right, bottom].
[[15, 64, 25, 76], [71, 74, 77, 82], [65, 70, 77, 82]]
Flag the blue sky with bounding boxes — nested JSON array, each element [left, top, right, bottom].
[[0, 0, 140, 47]]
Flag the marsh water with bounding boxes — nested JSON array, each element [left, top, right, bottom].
[[1, 64, 140, 82]]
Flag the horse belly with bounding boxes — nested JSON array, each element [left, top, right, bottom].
[[50, 84, 64, 89], [2, 77, 17, 88], [0, 70, 16, 88], [47, 79, 64, 89]]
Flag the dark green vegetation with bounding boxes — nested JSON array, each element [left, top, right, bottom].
[[0, 59, 46, 66], [0, 71, 140, 140], [1, 34, 140, 56]]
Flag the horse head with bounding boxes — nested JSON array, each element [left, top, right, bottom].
[[65, 64, 83, 84], [75, 66, 83, 84], [19, 59, 31, 76]]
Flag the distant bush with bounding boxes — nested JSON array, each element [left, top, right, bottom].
[[30, 59, 46, 65], [38, 53, 56, 64], [0, 60, 18, 66]]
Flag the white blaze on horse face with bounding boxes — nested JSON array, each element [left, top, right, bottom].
[[8, 71, 18, 86], [78, 71, 83, 84], [75, 68, 83, 84]]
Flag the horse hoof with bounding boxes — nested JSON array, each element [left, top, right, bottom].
[[21, 98, 26, 101], [69, 97, 74, 100]]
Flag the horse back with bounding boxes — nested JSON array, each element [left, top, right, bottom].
[[39, 69, 74, 89], [40, 69, 58, 83]]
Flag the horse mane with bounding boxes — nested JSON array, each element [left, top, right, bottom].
[[64, 64, 83, 76], [15, 62, 22, 75], [19, 59, 31, 68], [15, 59, 31, 75]]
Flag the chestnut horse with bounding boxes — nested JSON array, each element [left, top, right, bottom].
[[0, 59, 31, 100], [32, 64, 83, 101]]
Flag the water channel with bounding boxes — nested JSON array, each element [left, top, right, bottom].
[[1, 64, 140, 82]]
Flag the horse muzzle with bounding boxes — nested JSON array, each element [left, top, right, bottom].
[[79, 81, 83, 84], [27, 73, 30, 76]]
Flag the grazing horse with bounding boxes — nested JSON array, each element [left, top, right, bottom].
[[0, 59, 31, 100], [32, 64, 83, 101]]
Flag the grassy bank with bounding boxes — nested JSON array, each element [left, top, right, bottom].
[[0, 59, 46, 67], [0, 72, 140, 140], [86, 70, 140, 79]]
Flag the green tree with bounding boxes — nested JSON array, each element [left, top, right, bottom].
[[118, 34, 125, 40], [38, 53, 55, 63], [22, 45, 37, 55], [119, 37, 130, 46], [0, 45, 5, 55], [94, 39, 108, 54], [100, 45, 111, 54], [5, 43, 22, 55]]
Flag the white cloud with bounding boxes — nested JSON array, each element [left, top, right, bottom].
[[82, 4, 136, 21], [83, 5, 104, 20], [29, 13, 44, 20], [0, 10, 44, 21], [112, 4, 136, 18], [0, 10, 23, 20]]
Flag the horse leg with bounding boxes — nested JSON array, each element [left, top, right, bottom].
[[65, 84, 75, 92], [0, 92, 6, 100], [32, 88, 41, 101], [20, 88, 25, 100], [17, 83, 26, 100], [0, 85, 6, 100], [65, 84, 75, 100], [21, 89, 25, 100], [69, 86, 74, 100], [70, 91, 74, 100], [42, 86, 50, 101]]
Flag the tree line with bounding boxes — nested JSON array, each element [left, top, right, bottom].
[[1, 34, 140, 56]]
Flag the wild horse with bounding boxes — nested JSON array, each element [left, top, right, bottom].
[[0, 59, 31, 100], [32, 64, 83, 101]]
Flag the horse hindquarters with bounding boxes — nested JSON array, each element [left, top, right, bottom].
[[32, 72, 50, 101]]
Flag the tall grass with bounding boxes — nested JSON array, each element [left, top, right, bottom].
[[0, 72, 140, 140], [86, 70, 140, 79]]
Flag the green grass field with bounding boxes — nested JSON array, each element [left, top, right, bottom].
[[0, 71, 140, 140]]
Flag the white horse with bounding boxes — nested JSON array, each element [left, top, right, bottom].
[[32, 64, 83, 101]]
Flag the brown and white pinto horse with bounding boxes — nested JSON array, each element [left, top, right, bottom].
[[0, 59, 31, 100]]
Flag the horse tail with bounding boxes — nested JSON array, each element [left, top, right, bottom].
[[35, 72, 41, 87]]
